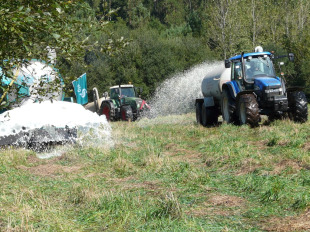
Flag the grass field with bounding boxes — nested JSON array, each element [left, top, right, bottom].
[[1, 113, 310, 231]]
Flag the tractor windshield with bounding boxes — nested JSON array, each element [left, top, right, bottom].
[[120, 87, 136, 97], [244, 56, 275, 82]]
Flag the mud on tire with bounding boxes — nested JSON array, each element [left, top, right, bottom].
[[237, 94, 260, 127], [288, 91, 308, 123], [120, 105, 133, 121]]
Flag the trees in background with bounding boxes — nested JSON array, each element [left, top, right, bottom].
[[2, 0, 310, 104], [77, 0, 310, 98], [0, 0, 126, 108]]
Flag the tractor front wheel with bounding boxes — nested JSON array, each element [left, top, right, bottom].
[[237, 94, 260, 127], [221, 90, 238, 124], [288, 91, 308, 123], [121, 105, 133, 121]]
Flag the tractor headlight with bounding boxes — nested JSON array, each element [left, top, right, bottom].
[[265, 88, 282, 94]]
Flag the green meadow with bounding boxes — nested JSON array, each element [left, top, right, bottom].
[[1, 113, 310, 231]]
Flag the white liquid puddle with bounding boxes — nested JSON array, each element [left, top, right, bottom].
[[0, 101, 113, 158], [36, 145, 73, 159]]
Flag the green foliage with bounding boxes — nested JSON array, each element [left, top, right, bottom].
[[62, 22, 214, 100], [2, 0, 310, 105], [65, 0, 310, 101], [0, 0, 126, 108]]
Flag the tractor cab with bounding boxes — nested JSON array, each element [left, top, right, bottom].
[[110, 84, 139, 108], [244, 55, 275, 81], [110, 85, 137, 99], [229, 51, 276, 91]]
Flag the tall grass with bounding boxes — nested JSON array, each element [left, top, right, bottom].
[[1, 113, 310, 231]]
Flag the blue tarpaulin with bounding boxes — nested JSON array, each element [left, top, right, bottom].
[[72, 73, 88, 105]]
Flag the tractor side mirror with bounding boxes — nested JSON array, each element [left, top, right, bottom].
[[288, 53, 294, 62], [139, 87, 144, 98], [224, 59, 231, 68], [135, 87, 143, 96]]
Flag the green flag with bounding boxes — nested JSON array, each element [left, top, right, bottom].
[[72, 73, 88, 105]]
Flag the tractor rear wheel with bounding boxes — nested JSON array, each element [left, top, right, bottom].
[[101, 102, 111, 121], [196, 102, 203, 125], [221, 90, 238, 124], [237, 94, 260, 127], [288, 91, 308, 123], [121, 105, 133, 121], [201, 106, 218, 127]]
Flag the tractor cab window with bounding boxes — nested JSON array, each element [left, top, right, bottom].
[[120, 87, 135, 97], [244, 56, 275, 82], [110, 88, 119, 99], [233, 61, 243, 80]]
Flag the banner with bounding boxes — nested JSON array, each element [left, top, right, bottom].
[[72, 73, 88, 105]]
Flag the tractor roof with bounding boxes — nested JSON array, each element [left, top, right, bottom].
[[229, 51, 271, 61], [110, 84, 134, 89]]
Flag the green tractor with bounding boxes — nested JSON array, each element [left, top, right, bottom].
[[93, 84, 150, 121]]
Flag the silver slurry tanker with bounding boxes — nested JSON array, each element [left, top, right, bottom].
[[195, 65, 230, 126], [201, 66, 231, 102], [195, 46, 308, 127]]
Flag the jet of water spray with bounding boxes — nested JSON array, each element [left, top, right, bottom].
[[148, 61, 223, 117]]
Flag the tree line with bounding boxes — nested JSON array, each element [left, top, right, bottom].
[[1, 0, 310, 108], [60, 0, 310, 99]]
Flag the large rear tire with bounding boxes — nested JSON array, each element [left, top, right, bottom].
[[288, 91, 308, 123], [201, 106, 218, 127], [237, 94, 260, 127], [101, 102, 111, 121], [221, 90, 238, 124], [196, 102, 203, 125], [121, 105, 133, 121]]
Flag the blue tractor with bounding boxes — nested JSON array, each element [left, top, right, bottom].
[[196, 47, 308, 127]]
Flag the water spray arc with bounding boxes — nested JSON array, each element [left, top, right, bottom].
[[148, 62, 223, 117]]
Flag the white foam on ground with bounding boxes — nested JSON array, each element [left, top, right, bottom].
[[0, 101, 113, 157], [147, 61, 223, 118]]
